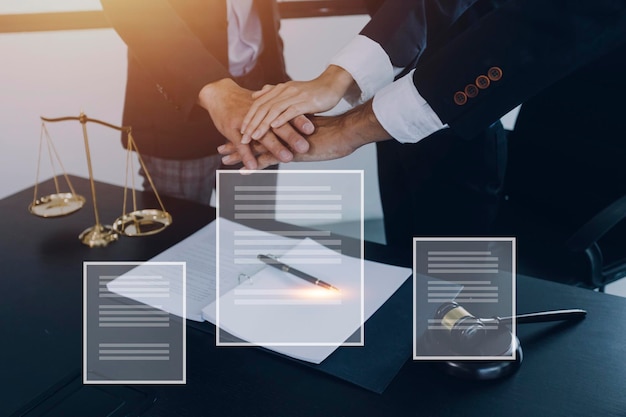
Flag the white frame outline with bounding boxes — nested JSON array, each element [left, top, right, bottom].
[[412, 237, 517, 361], [215, 170, 365, 347]]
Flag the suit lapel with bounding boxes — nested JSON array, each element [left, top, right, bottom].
[[168, 0, 229, 67]]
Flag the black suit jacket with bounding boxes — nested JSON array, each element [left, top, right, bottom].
[[100, 0, 288, 159], [362, 0, 484, 70], [361, 0, 626, 140], [363, 0, 508, 246]]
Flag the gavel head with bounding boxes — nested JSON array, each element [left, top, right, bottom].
[[434, 301, 489, 347]]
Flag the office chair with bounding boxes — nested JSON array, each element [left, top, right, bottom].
[[495, 44, 626, 291]]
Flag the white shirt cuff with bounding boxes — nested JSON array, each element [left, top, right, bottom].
[[372, 70, 446, 143], [329, 35, 395, 106]]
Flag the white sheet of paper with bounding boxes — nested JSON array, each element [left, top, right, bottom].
[[109, 218, 411, 364], [204, 237, 411, 364], [203, 239, 361, 355], [108, 219, 295, 321]]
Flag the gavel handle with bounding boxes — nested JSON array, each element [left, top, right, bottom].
[[483, 309, 587, 326]]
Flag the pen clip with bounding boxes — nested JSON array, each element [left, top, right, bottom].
[[238, 273, 253, 285]]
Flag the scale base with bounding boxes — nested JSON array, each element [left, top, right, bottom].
[[79, 224, 118, 248]]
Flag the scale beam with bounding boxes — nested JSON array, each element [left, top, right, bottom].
[[30, 112, 172, 247]]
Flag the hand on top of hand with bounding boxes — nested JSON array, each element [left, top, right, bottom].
[[197, 78, 312, 170], [239, 65, 356, 145]]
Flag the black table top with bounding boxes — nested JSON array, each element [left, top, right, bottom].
[[2, 176, 626, 417]]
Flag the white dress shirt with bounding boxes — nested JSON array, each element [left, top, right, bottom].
[[227, 0, 263, 77], [330, 35, 446, 143]]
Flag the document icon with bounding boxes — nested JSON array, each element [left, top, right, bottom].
[[214, 170, 364, 354], [413, 238, 515, 361], [83, 262, 186, 384]]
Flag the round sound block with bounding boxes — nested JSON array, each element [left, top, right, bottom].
[[441, 332, 523, 380], [419, 326, 523, 380]]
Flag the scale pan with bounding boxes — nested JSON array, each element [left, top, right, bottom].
[[113, 209, 172, 236], [28, 193, 86, 218]]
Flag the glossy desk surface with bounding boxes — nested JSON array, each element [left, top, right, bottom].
[[2, 176, 626, 417]]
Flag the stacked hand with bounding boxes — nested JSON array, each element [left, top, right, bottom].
[[198, 78, 313, 170], [207, 66, 391, 170], [218, 101, 392, 170], [239, 65, 356, 145]]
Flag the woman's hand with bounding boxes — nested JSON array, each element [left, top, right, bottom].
[[239, 65, 355, 144]]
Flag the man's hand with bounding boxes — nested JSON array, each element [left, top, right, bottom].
[[240, 65, 356, 144], [197, 78, 311, 170], [221, 100, 393, 170]]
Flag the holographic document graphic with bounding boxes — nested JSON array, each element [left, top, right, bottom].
[[413, 238, 516, 361], [214, 170, 364, 356], [84, 262, 185, 384]]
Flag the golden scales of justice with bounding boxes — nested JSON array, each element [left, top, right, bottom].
[[28, 112, 172, 247]]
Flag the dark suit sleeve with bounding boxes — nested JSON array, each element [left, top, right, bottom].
[[413, 0, 626, 138], [360, 0, 481, 68], [100, 0, 231, 118]]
